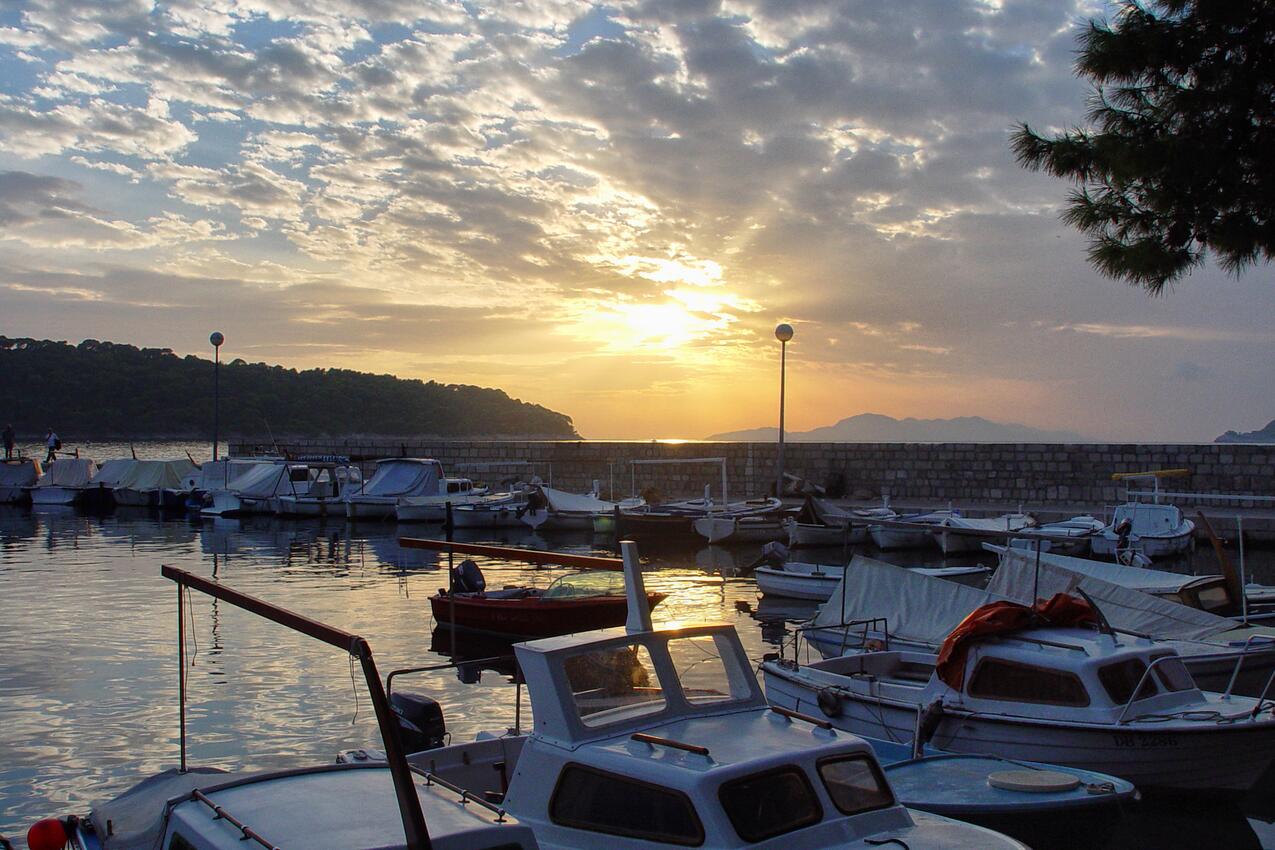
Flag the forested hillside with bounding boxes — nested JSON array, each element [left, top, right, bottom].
[[0, 337, 577, 439]]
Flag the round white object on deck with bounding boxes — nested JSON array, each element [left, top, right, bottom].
[[987, 769, 1081, 793]]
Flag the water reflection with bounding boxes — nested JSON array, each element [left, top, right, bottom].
[[0, 506, 1273, 849]]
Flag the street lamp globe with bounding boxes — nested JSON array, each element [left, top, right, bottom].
[[775, 323, 794, 343], [210, 331, 224, 348]]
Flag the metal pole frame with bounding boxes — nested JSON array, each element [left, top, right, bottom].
[[162, 565, 432, 850], [212, 343, 221, 462], [776, 338, 787, 498]]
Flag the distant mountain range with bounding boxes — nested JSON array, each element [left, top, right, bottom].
[[708, 413, 1086, 443], [1216, 420, 1275, 444]]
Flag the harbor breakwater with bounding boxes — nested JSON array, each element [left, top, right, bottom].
[[230, 438, 1275, 538]]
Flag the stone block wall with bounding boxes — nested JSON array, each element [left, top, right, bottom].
[[228, 438, 1275, 508]]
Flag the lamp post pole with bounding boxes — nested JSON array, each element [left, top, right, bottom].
[[775, 323, 794, 499], [210, 332, 224, 461]]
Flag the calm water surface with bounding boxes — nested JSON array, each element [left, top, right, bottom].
[[2, 481, 1274, 847]]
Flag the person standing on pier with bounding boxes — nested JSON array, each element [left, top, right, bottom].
[[44, 427, 59, 464], [2, 424, 13, 460]]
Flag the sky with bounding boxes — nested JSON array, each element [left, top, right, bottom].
[[0, 1, 1271, 442]]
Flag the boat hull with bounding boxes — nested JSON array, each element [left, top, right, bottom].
[[29, 486, 82, 506], [277, 496, 345, 517], [764, 664, 1275, 793], [0, 485, 29, 504], [430, 592, 666, 639], [788, 521, 867, 547], [870, 526, 933, 550], [755, 566, 842, 600], [1091, 529, 1193, 559], [111, 487, 155, 507], [345, 498, 397, 520]]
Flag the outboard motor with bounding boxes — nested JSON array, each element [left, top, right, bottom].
[[390, 692, 447, 752], [451, 559, 486, 594]]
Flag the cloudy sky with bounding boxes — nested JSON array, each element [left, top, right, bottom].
[[0, 0, 1270, 441]]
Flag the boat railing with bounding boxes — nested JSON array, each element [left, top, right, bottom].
[[1114, 653, 1275, 725], [161, 565, 433, 850], [190, 788, 282, 850], [1127, 488, 1275, 506], [414, 766, 508, 821], [399, 536, 625, 571], [794, 616, 891, 659], [387, 656, 525, 735]]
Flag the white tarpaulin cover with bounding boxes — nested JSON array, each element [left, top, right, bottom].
[[813, 555, 1005, 647], [542, 486, 615, 513], [990, 547, 1203, 594], [92, 459, 143, 488], [35, 458, 97, 488], [231, 463, 290, 498], [988, 549, 1233, 641], [0, 459, 41, 487], [359, 459, 442, 497]]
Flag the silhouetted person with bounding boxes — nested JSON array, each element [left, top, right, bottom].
[[2, 424, 13, 460], [44, 428, 59, 464]]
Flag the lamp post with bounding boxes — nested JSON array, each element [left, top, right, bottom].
[[210, 331, 224, 461], [774, 322, 794, 499]]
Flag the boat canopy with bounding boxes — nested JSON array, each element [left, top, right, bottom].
[[813, 556, 1005, 647], [92, 459, 143, 488], [0, 458, 41, 487], [93, 458, 198, 491], [229, 463, 291, 498], [988, 548, 1236, 641], [542, 570, 626, 599], [360, 459, 443, 497], [34, 457, 97, 488], [541, 486, 615, 514]]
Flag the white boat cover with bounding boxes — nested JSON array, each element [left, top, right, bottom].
[[987, 549, 1233, 642], [0, 459, 41, 487], [541, 486, 615, 514], [812, 556, 1004, 646], [91, 459, 143, 488], [95, 458, 199, 491], [358, 459, 442, 497], [34, 458, 97, 488], [230, 463, 290, 498], [990, 546, 1205, 594]]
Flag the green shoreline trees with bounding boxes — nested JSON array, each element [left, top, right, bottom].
[[0, 337, 577, 440]]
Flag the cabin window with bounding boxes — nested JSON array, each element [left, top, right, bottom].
[[1098, 659, 1159, 704], [566, 644, 665, 727], [1150, 652, 1194, 692], [289, 467, 309, 482], [967, 658, 1090, 707], [550, 763, 704, 846], [448, 481, 462, 493], [718, 766, 822, 842], [1191, 583, 1232, 613], [167, 834, 197, 850], [666, 634, 753, 706], [817, 755, 895, 816]]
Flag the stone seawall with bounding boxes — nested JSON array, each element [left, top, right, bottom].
[[229, 438, 1275, 509]]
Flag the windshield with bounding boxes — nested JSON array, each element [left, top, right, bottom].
[[542, 571, 626, 599]]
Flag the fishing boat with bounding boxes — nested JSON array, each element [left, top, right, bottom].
[[932, 512, 1036, 554], [692, 507, 789, 544], [394, 477, 490, 522], [756, 559, 989, 601], [24, 565, 540, 850], [622, 493, 782, 541], [787, 499, 899, 547], [27, 457, 97, 506], [387, 540, 1031, 850], [1091, 502, 1195, 560], [530, 485, 642, 532], [0, 458, 41, 503], [430, 562, 665, 638], [764, 595, 1275, 794], [1012, 516, 1105, 554], [449, 489, 546, 529], [869, 509, 958, 550], [346, 458, 447, 520]]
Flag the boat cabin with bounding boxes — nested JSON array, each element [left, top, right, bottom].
[[822, 628, 1204, 723], [409, 623, 1016, 849]]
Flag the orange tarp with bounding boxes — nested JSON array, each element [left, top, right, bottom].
[[935, 594, 1097, 690]]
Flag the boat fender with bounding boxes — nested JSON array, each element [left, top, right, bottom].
[[816, 688, 843, 718], [915, 698, 945, 747], [452, 559, 486, 594]]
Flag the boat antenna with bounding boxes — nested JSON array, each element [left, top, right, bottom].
[[1073, 586, 1114, 637], [263, 417, 279, 455], [1032, 538, 1041, 604], [622, 540, 652, 634]]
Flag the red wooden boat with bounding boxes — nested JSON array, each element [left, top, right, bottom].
[[431, 567, 666, 639]]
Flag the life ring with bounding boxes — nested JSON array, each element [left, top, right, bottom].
[[817, 688, 843, 718]]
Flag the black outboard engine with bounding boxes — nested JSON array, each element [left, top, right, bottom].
[[390, 691, 447, 752], [1113, 518, 1134, 554], [451, 559, 486, 594]]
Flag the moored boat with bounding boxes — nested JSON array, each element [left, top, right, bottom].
[[1091, 502, 1195, 560], [394, 477, 490, 522], [346, 458, 447, 520], [27, 457, 97, 506], [932, 512, 1036, 554], [869, 509, 958, 550], [0, 457, 41, 503]]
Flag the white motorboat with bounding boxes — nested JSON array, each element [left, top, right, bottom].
[[1012, 515, 1105, 554], [756, 560, 990, 601], [449, 490, 544, 529], [531, 485, 639, 531], [0, 457, 41, 503], [869, 509, 958, 550], [932, 513, 1036, 554], [1091, 502, 1195, 560], [346, 458, 446, 520], [395, 477, 489, 522], [90, 458, 199, 507], [375, 541, 1029, 850], [276, 462, 363, 517], [200, 460, 311, 516], [693, 508, 788, 544], [27, 457, 97, 506], [765, 611, 1275, 794]]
